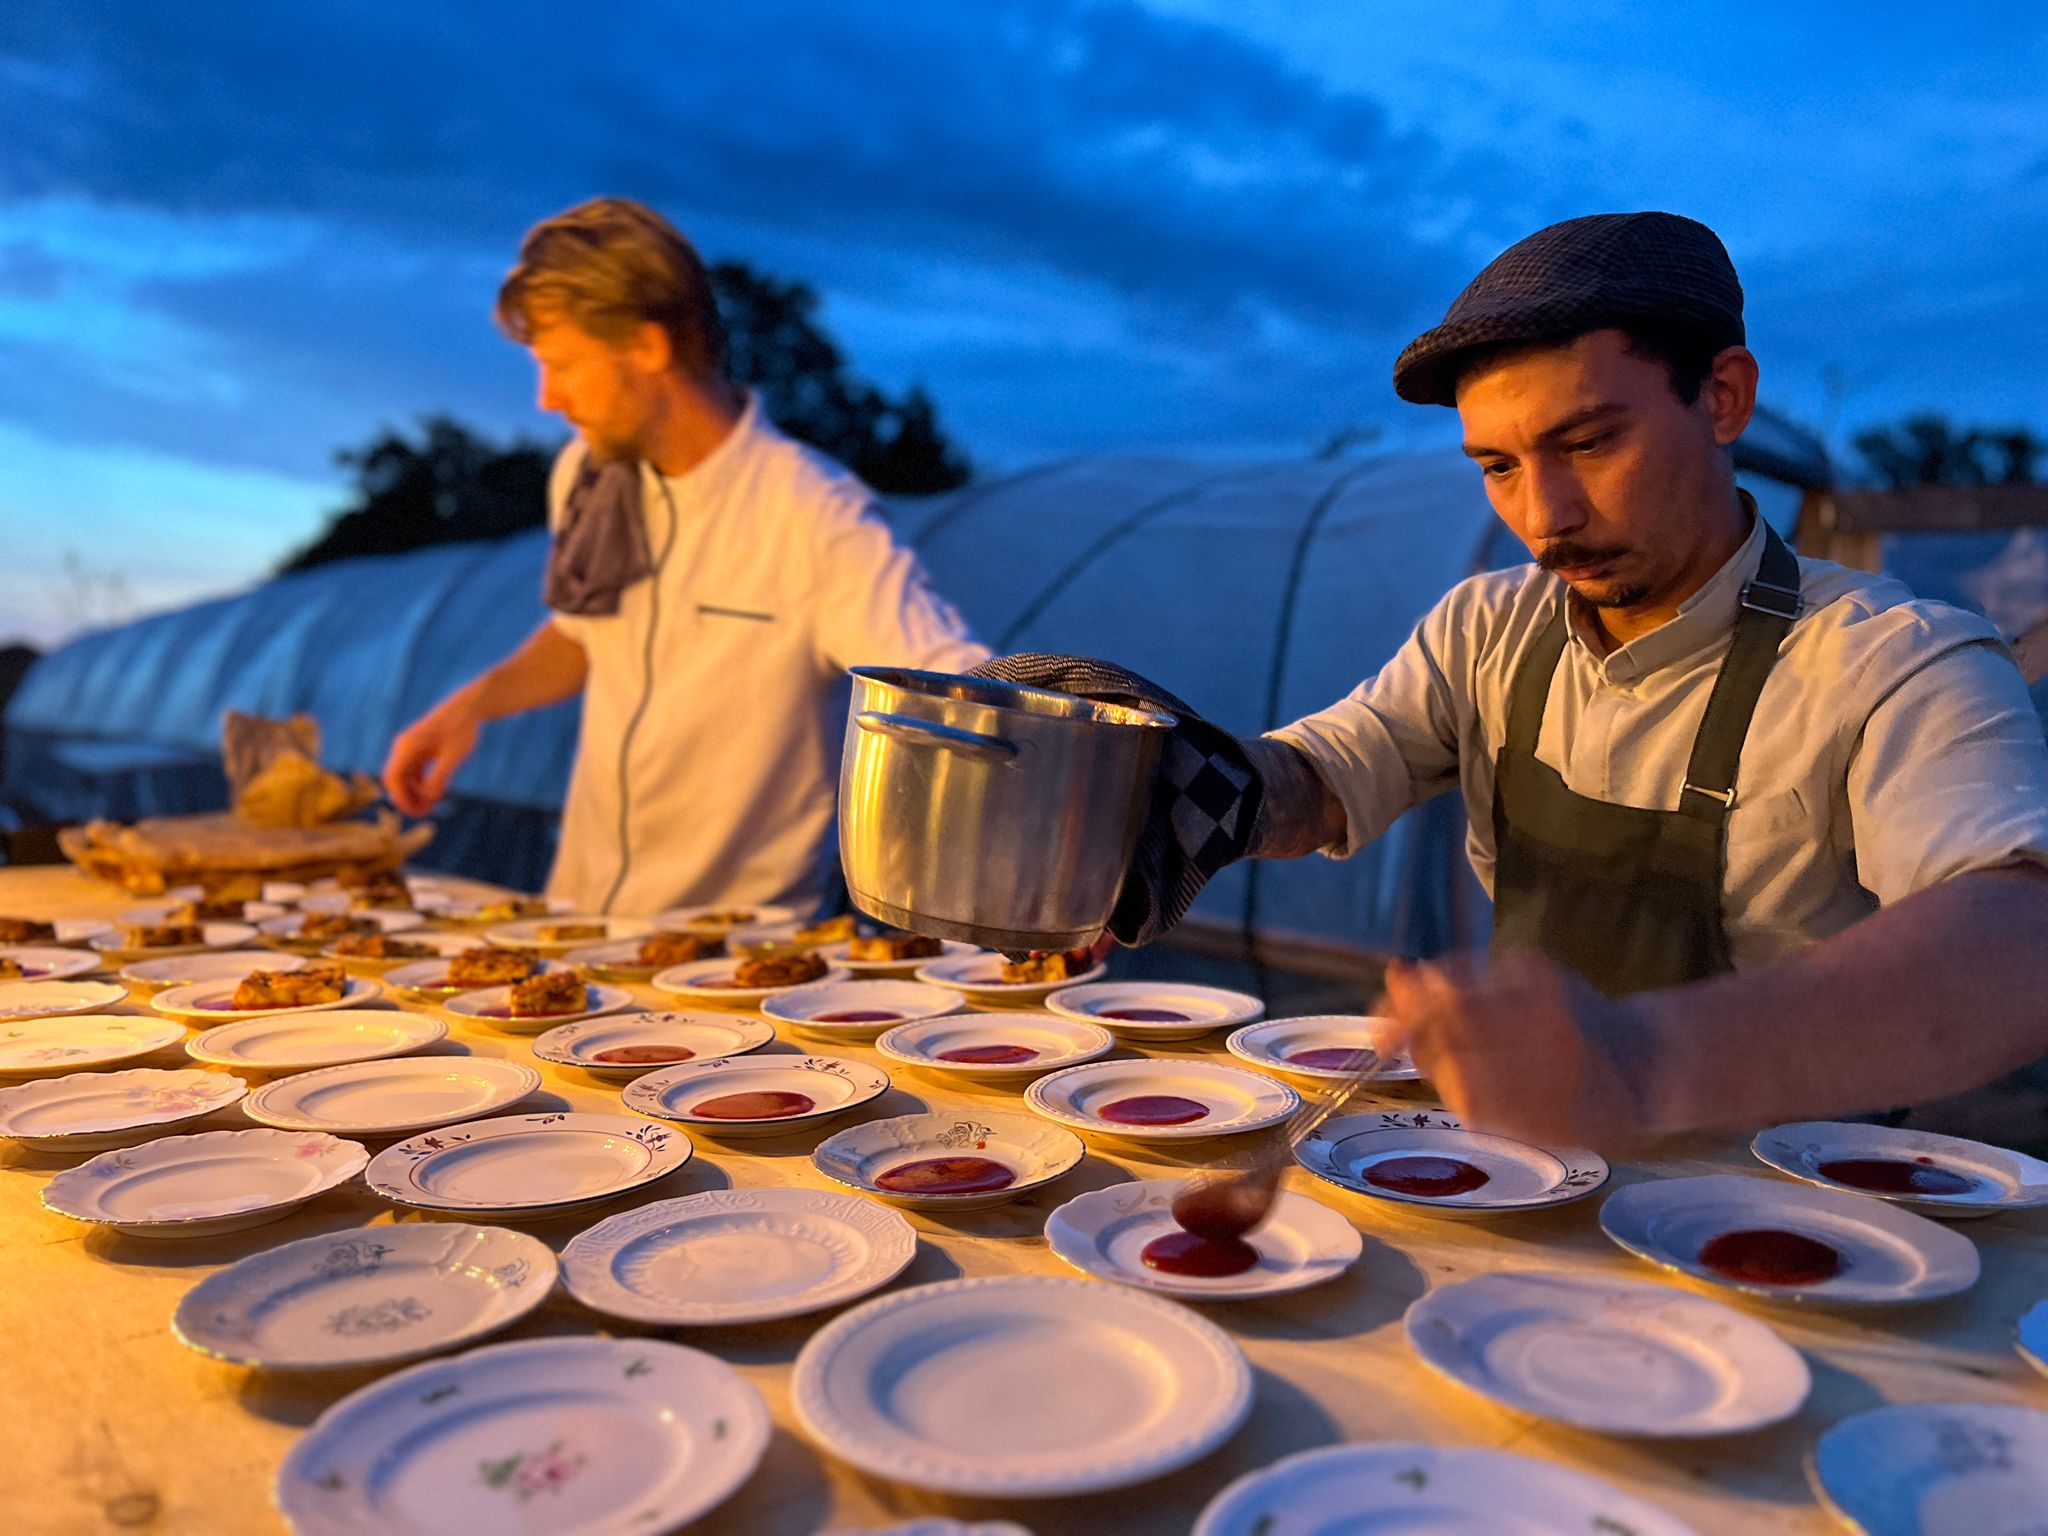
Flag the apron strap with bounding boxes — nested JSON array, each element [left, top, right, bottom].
[[1678, 522, 1802, 820], [1503, 603, 1570, 754]]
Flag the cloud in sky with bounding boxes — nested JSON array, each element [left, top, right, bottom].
[[0, 0, 2043, 645]]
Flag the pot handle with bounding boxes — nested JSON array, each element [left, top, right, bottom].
[[854, 711, 1018, 764]]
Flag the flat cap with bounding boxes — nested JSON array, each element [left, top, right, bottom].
[[1393, 211, 1744, 406]]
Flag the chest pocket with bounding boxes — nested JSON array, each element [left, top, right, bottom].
[[695, 603, 777, 623]]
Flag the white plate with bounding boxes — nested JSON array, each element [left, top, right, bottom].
[[367, 1112, 693, 1217], [793, 1273, 1252, 1497], [0, 917, 113, 945], [382, 954, 572, 999], [623, 1053, 889, 1137], [442, 981, 633, 1035], [655, 901, 798, 936], [812, 1111, 1085, 1211], [913, 951, 1108, 1004], [875, 1011, 1115, 1080], [651, 956, 854, 1008], [91, 920, 258, 959], [43, 1127, 367, 1237], [2020, 1300, 2048, 1379], [1194, 1443, 1698, 1536], [151, 974, 382, 1022], [1752, 1120, 2048, 1219], [530, 1011, 775, 1081], [186, 1010, 447, 1073], [1297, 1109, 1609, 1217], [562, 1187, 918, 1325], [121, 899, 286, 926], [1046, 1179, 1362, 1299], [166, 880, 304, 906], [0, 1014, 186, 1077], [1025, 1058, 1299, 1141], [1599, 1173, 1981, 1306], [763, 979, 966, 1038], [815, 937, 982, 977], [429, 894, 577, 925], [319, 930, 479, 969], [0, 945, 102, 982], [0, 1066, 247, 1150], [243, 1056, 542, 1137], [1045, 981, 1263, 1042], [259, 910, 425, 951], [482, 913, 648, 952], [559, 934, 681, 980], [276, 1335, 771, 1534], [122, 948, 305, 991], [0, 978, 129, 1021], [175, 1222, 556, 1370], [1226, 1014, 1421, 1082], [1405, 1271, 1811, 1436], [1809, 1402, 2048, 1536]]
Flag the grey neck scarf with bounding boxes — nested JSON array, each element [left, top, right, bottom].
[[544, 455, 653, 616]]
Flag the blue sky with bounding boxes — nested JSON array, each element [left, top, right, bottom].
[[3, 0, 2044, 646]]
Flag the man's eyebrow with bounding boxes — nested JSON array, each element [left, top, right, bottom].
[[1462, 402, 1630, 459]]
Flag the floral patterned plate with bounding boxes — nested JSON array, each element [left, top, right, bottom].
[[1295, 1110, 1609, 1219], [874, 1011, 1115, 1081], [173, 1222, 555, 1370], [0, 945, 103, 982], [0, 1066, 247, 1151], [562, 1187, 919, 1326], [1025, 1058, 1300, 1142], [1045, 980, 1263, 1042], [1193, 1443, 1697, 1535], [812, 1111, 1084, 1211], [1808, 1402, 2048, 1536], [0, 978, 129, 1022], [1225, 1014, 1421, 1083], [1045, 1179, 1362, 1300], [366, 1112, 693, 1218], [622, 1053, 889, 1138], [0, 1014, 186, 1078], [43, 1127, 368, 1237], [275, 1335, 771, 1534]]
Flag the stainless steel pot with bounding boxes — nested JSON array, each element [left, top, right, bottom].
[[839, 667, 1176, 952]]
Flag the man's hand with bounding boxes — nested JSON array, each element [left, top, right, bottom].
[[382, 702, 481, 817], [1382, 949, 1660, 1152]]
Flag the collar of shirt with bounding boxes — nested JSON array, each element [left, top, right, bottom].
[[637, 389, 762, 510], [1563, 490, 1768, 686]]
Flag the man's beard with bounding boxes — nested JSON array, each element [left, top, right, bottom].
[[1538, 540, 1650, 608]]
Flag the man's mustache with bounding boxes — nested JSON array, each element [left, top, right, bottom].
[[1537, 542, 1631, 572]]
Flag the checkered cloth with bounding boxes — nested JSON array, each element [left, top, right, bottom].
[[1393, 211, 1745, 405], [968, 654, 1264, 947]]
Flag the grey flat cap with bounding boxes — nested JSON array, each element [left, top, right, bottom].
[[1393, 211, 1745, 406]]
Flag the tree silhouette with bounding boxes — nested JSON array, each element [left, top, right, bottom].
[[1853, 413, 2043, 488], [279, 260, 970, 572]]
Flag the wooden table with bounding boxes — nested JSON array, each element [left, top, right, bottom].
[[4, 863, 2045, 1534]]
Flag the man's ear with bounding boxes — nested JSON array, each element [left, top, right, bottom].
[[627, 320, 674, 376], [1705, 345, 1759, 446]]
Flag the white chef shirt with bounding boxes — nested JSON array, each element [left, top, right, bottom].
[[1273, 509, 2048, 968], [544, 395, 989, 916]]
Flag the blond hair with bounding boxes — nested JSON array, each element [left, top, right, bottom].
[[496, 197, 725, 379]]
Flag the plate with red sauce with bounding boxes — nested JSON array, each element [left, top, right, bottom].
[[531, 1010, 775, 1081], [812, 1111, 1085, 1211], [1404, 1272, 1810, 1436], [1025, 1059, 1298, 1141], [1295, 1111, 1609, 1218], [442, 980, 634, 1035], [874, 1012, 1115, 1080], [1598, 1173, 1980, 1306], [1225, 1015, 1420, 1084], [1045, 982, 1263, 1042], [762, 979, 967, 1039], [649, 956, 854, 1009], [1751, 1120, 2048, 1219], [1046, 1179, 1361, 1299], [622, 1052, 889, 1138], [911, 951, 1108, 1005]]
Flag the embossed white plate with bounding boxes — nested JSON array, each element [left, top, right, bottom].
[[1046, 1179, 1361, 1299], [650, 956, 854, 1008], [1025, 1058, 1299, 1141], [174, 1222, 555, 1370], [122, 948, 306, 991], [1045, 981, 1263, 1042], [0, 978, 129, 1021], [793, 1274, 1252, 1497], [875, 1012, 1115, 1080], [186, 1009, 446, 1073], [1297, 1110, 1609, 1217], [812, 1111, 1084, 1211], [530, 1011, 775, 1081], [442, 981, 633, 1035], [151, 975, 382, 1022], [1193, 1443, 1698, 1535], [0, 1014, 185, 1077], [1226, 1014, 1420, 1082], [563, 1187, 918, 1325], [44, 1127, 368, 1237], [91, 920, 258, 959], [1808, 1402, 2048, 1536], [912, 951, 1107, 1005], [0, 945, 102, 982], [622, 1054, 889, 1137], [275, 1335, 771, 1534], [319, 930, 478, 970], [260, 909, 425, 948], [0, 1066, 246, 1150], [367, 1112, 692, 1217], [482, 914, 649, 953], [1404, 1271, 1810, 1436], [1752, 1120, 2048, 1219], [243, 1056, 542, 1137], [763, 979, 966, 1039]]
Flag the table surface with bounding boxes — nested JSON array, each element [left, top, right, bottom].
[[3, 863, 2045, 1536]]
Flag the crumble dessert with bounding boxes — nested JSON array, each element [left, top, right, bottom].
[[231, 963, 346, 1010]]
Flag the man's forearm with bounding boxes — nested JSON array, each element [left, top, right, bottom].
[[1241, 737, 1349, 860], [449, 621, 589, 722], [1639, 865, 2048, 1134]]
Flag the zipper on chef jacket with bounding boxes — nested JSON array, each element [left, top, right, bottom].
[[598, 475, 680, 915]]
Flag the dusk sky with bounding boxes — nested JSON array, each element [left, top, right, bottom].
[[4, 1, 2044, 647]]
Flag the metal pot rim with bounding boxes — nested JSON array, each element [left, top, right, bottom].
[[848, 666, 1176, 732]]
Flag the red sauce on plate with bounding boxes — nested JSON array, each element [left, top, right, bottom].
[[1697, 1228, 1842, 1286], [1100, 1008, 1192, 1023], [1099, 1094, 1209, 1126], [691, 1090, 816, 1120], [874, 1156, 1016, 1194], [1141, 1230, 1259, 1277], [1287, 1047, 1377, 1071], [1816, 1156, 1973, 1197], [936, 1043, 1040, 1064], [1364, 1155, 1491, 1198], [811, 1010, 902, 1024], [590, 1044, 696, 1065]]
